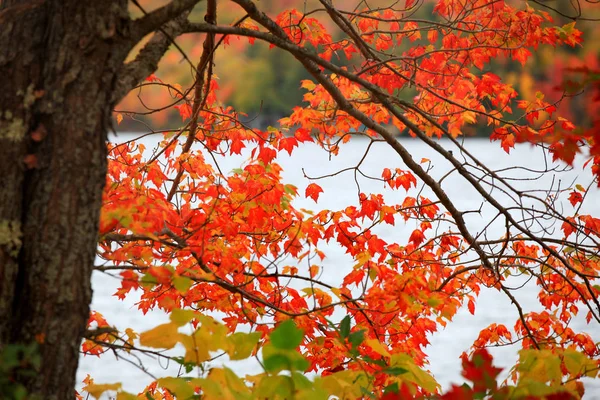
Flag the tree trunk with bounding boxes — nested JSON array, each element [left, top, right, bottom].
[[0, 1, 130, 397]]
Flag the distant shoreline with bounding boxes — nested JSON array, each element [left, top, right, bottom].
[[112, 131, 495, 140]]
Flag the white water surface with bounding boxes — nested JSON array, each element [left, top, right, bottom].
[[77, 135, 600, 398]]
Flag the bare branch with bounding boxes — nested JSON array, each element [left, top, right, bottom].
[[166, 0, 217, 202]]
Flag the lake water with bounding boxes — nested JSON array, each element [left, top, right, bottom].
[[77, 136, 600, 398]]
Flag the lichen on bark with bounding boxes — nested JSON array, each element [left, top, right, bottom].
[[0, 219, 22, 257]]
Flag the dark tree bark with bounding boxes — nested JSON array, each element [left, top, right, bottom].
[[0, 0, 202, 396], [0, 0, 132, 397]]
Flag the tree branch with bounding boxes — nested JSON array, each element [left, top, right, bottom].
[[129, 0, 203, 42], [112, 12, 189, 104], [166, 0, 216, 202]]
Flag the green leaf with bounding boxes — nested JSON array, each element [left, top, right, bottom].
[[262, 344, 309, 373], [362, 355, 387, 367], [349, 330, 365, 349], [263, 353, 292, 372], [383, 382, 399, 394], [172, 356, 195, 373], [291, 371, 313, 389], [140, 272, 157, 288], [383, 367, 408, 376], [255, 375, 294, 398], [339, 316, 351, 339], [284, 184, 298, 196], [270, 319, 303, 350], [361, 387, 377, 398]]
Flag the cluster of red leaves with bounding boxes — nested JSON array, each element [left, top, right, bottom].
[[92, 0, 600, 396]]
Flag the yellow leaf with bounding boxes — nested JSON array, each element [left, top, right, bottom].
[[116, 392, 138, 400], [85, 383, 121, 399], [139, 323, 179, 349], [208, 368, 251, 396], [317, 370, 369, 399], [158, 377, 195, 398], [353, 251, 371, 268], [124, 328, 138, 352], [366, 338, 390, 358], [300, 80, 316, 91], [178, 332, 210, 364], [170, 308, 197, 326], [463, 111, 477, 124], [518, 349, 562, 384], [226, 332, 261, 360], [390, 354, 440, 393]]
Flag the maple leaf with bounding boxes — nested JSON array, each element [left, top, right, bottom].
[[490, 128, 515, 153], [409, 229, 425, 246], [294, 127, 314, 142], [174, 103, 192, 121], [278, 136, 298, 155], [258, 146, 277, 164], [461, 349, 502, 393], [305, 183, 323, 202], [550, 139, 580, 165], [440, 385, 474, 400], [568, 191, 583, 206], [230, 139, 245, 155]]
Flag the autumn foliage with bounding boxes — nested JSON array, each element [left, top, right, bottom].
[[81, 0, 600, 398]]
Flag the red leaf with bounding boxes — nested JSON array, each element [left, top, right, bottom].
[[305, 183, 323, 202], [278, 137, 298, 155], [561, 218, 576, 238], [174, 103, 192, 121], [258, 146, 277, 164], [468, 299, 475, 315], [408, 229, 425, 246], [230, 139, 245, 155], [145, 74, 161, 82], [294, 128, 314, 142], [568, 191, 583, 206], [461, 349, 502, 393]]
